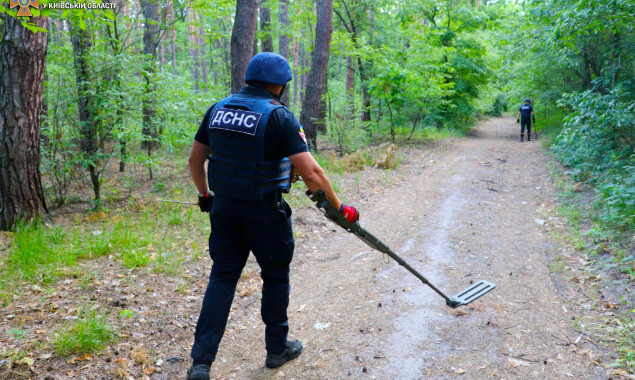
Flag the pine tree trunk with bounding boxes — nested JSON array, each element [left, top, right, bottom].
[[200, 23, 208, 90], [299, 41, 307, 103], [292, 38, 299, 107], [188, 8, 200, 91], [0, 15, 50, 230], [70, 22, 102, 203], [141, 0, 161, 152], [278, 0, 291, 105], [231, 0, 260, 93], [260, 4, 273, 52], [168, 0, 176, 71], [299, 0, 333, 150]]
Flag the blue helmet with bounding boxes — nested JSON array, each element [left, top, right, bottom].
[[524, 98, 531, 103], [245, 53, 292, 86]]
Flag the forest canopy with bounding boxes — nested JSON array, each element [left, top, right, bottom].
[[0, 0, 632, 232]]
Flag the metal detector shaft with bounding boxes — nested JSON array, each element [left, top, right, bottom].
[[157, 199, 198, 206], [307, 190, 495, 308]]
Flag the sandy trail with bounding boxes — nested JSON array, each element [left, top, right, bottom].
[[177, 116, 605, 379]]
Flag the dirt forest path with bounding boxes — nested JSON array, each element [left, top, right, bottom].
[[179, 116, 608, 380]]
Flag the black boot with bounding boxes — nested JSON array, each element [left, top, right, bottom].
[[527, 133, 531, 141], [186, 363, 211, 380], [266, 340, 303, 368], [520, 133, 524, 142]]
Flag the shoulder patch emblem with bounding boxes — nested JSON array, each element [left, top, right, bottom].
[[299, 126, 308, 145]]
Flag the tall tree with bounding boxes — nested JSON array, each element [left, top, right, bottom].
[[70, 22, 103, 203], [278, 0, 291, 105], [346, 55, 355, 115], [168, 0, 177, 71], [200, 22, 208, 89], [141, 0, 161, 154], [335, 0, 371, 123], [299, 0, 333, 150], [260, 2, 273, 52], [188, 8, 200, 90], [231, 0, 260, 93], [0, 15, 50, 230]]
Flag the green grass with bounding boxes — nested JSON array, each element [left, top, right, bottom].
[[0, 204, 210, 301], [152, 250, 183, 276], [52, 308, 117, 356]]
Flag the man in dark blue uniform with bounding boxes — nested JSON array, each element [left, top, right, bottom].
[[186, 53, 359, 380], [516, 98, 536, 142]]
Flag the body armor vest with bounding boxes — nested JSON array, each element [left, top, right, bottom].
[[206, 94, 292, 200]]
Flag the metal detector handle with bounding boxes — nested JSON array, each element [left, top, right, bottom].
[[306, 190, 455, 305]]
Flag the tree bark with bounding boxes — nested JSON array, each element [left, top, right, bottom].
[[141, 0, 161, 153], [260, 3, 273, 52], [70, 22, 102, 203], [0, 15, 50, 230], [231, 0, 260, 93], [299, 41, 307, 102], [168, 0, 177, 71], [299, 0, 333, 150], [334, 2, 371, 124], [278, 0, 291, 105], [292, 38, 299, 107], [188, 8, 200, 91], [200, 23, 208, 90]]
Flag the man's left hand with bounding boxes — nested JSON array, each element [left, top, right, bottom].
[[340, 204, 359, 223]]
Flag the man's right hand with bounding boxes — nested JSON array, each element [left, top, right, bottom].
[[198, 191, 214, 212], [516, 119, 520, 124], [340, 204, 359, 223]]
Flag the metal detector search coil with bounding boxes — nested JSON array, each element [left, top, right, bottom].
[[307, 190, 496, 309]]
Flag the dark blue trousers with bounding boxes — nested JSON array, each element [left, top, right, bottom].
[[521, 119, 531, 136], [190, 195, 294, 362]]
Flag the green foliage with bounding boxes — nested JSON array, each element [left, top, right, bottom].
[[553, 85, 634, 231], [52, 308, 117, 356]]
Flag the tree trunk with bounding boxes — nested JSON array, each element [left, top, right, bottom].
[[292, 38, 299, 107], [188, 8, 200, 91], [0, 15, 49, 230], [346, 55, 355, 115], [231, 0, 260, 93], [299, 41, 307, 103], [299, 0, 333, 151], [278, 0, 291, 105], [200, 23, 208, 90], [70, 23, 102, 204], [168, 0, 176, 71], [260, 3, 273, 52], [317, 76, 328, 133], [141, 0, 161, 153]]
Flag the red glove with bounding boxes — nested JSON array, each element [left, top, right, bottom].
[[340, 203, 359, 223]]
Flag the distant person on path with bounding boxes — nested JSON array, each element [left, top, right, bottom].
[[516, 98, 536, 142], [186, 52, 359, 380]]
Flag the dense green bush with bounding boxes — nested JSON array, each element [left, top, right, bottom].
[[553, 85, 634, 231]]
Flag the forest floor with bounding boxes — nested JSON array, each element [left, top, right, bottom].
[[0, 116, 632, 379]]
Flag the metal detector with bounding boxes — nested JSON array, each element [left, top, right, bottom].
[[307, 190, 496, 309]]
